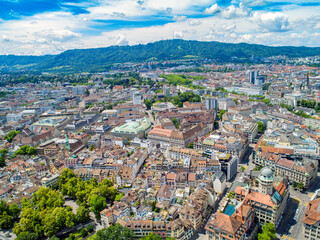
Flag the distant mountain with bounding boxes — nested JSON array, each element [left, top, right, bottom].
[[1, 39, 320, 73]]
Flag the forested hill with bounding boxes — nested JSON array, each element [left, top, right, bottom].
[[1, 39, 320, 73]]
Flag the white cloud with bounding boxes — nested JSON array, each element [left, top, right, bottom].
[[247, 0, 267, 7], [173, 16, 187, 21], [189, 19, 202, 26], [221, 3, 251, 19], [251, 12, 290, 32], [173, 31, 184, 39], [204, 4, 221, 14], [115, 33, 129, 45], [34, 29, 81, 42]]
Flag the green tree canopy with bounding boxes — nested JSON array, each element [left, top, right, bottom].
[[4, 130, 20, 143], [75, 205, 90, 223], [13, 145, 36, 157], [144, 99, 152, 110], [218, 110, 226, 120], [297, 182, 305, 190], [139, 233, 162, 240], [171, 118, 180, 129], [13, 188, 75, 239], [0, 200, 20, 229], [96, 224, 135, 240], [258, 222, 276, 240], [89, 195, 106, 219], [257, 121, 266, 133], [15, 232, 38, 240]]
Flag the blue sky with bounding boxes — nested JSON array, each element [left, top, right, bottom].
[[0, 0, 319, 55]]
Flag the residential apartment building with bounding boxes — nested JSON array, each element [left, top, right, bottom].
[[206, 203, 256, 240], [148, 123, 210, 148], [235, 168, 289, 226], [254, 150, 318, 189]]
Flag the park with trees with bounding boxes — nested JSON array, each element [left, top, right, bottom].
[[8, 168, 118, 239]]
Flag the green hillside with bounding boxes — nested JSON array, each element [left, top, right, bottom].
[[1, 39, 320, 73]]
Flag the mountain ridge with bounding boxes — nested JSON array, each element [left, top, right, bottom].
[[1, 39, 320, 73]]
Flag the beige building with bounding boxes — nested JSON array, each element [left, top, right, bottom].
[[254, 150, 317, 189], [235, 168, 289, 226]]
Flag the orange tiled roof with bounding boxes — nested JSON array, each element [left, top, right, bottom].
[[244, 191, 275, 207], [276, 182, 286, 195], [303, 199, 320, 225]]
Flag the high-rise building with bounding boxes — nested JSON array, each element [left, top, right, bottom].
[[72, 86, 85, 95], [130, 88, 138, 99], [133, 92, 142, 105], [163, 85, 170, 97], [205, 98, 218, 110], [249, 70, 266, 87], [249, 70, 258, 85], [306, 73, 310, 89]]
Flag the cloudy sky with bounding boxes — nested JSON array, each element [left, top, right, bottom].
[[0, 0, 320, 55]]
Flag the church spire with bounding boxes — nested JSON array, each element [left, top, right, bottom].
[[65, 132, 70, 151]]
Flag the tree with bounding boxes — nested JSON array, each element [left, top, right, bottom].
[[13, 145, 36, 157], [4, 130, 20, 143], [0, 156, 5, 168], [218, 110, 226, 120], [89, 195, 106, 219], [0, 211, 12, 229], [75, 205, 90, 223], [253, 165, 263, 171], [80, 228, 88, 238], [89, 144, 95, 151], [257, 121, 266, 133], [58, 168, 76, 189], [297, 182, 304, 190], [49, 237, 60, 240], [13, 188, 72, 239], [228, 192, 235, 199], [187, 142, 194, 149], [144, 99, 152, 110], [280, 103, 292, 111], [139, 233, 162, 240], [239, 166, 246, 172], [96, 224, 135, 240], [107, 104, 113, 109], [263, 83, 271, 91], [0, 200, 20, 229], [258, 222, 276, 240], [232, 98, 238, 105], [171, 118, 180, 129], [9, 203, 21, 219], [15, 232, 38, 240], [86, 224, 94, 233], [292, 181, 297, 188], [85, 89, 90, 96], [0, 149, 8, 155]]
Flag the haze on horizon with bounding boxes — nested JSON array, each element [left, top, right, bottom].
[[0, 0, 319, 56]]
